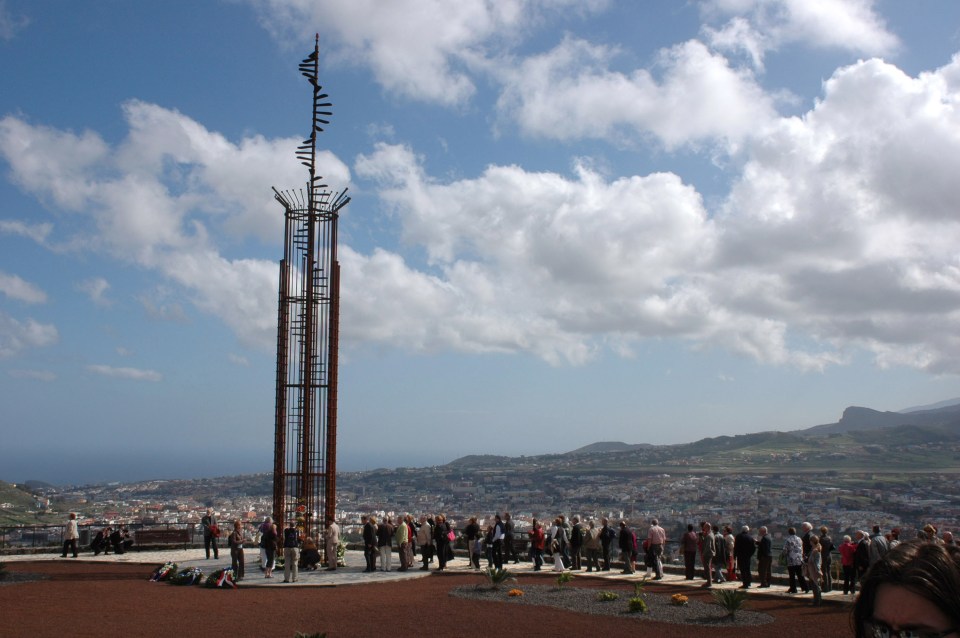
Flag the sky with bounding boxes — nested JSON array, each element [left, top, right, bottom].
[[2, 0, 960, 485]]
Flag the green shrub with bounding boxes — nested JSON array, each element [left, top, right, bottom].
[[633, 575, 650, 598], [596, 590, 619, 602], [627, 596, 648, 613], [556, 571, 574, 588], [711, 588, 750, 619], [480, 567, 516, 590]]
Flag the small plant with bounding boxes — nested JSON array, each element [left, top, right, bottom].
[[627, 596, 648, 614], [633, 575, 650, 598], [556, 571, 574, 588], [671, 593, 689, 606], [508, 588, 524, 597], [596, 591, 619, 602], [711, 588, 750, 619], [480, 567, 516, 590]]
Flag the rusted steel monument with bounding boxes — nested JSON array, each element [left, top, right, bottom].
[[272, 38, 349, 538]]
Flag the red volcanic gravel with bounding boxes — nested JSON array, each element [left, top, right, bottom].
[[1, 561, 855, 637]]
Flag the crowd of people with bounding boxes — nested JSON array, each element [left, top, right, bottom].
[[61, 509, 960, 633], [343, 512, 959, 610]]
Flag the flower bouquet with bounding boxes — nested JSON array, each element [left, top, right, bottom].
[[169, 566, 204, 586], [204, 567, 238, 589], [149, 562, 178, 582]]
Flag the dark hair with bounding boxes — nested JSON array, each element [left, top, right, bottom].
[[853, 541, 960, 637]]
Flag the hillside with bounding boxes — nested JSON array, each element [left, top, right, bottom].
[[803, 404, 960, 436], [0, 481, 57, 526]]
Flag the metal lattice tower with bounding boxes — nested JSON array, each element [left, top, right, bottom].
[[272, 36, 349, 539]]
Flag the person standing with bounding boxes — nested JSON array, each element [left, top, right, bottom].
[[854, 529, 871, 582], [757, 526, 773, 588], [503, 512, 519, 564], [712, 524, 727, 584], [723, 524, 736, 581], [869, 525, 890, 567], [583, 520, 601, 572], [806, 535, 823, 606], [819, 525, 835, 593], [783, 526, 808, 593], [734, 525, 756, 588], [201, 508, 220, 560], [699, 521, 716, 588], [559, 515, 573, 568], [228, 520, 245, 581], [618, 520, 635, 574], [377, 516, 394, 572], [433, 514, 451, 571], [647, 518, 666, 579], [528, 519, 545, 571], [681, 524, 698, 580], [550, 517, 568, 572], [394, 515, 410, 571], [490, 513, 506, 570], [600, 517, 615, 571], [282, 520, 300, 583], [61, 512, 79, 558], [464, 516, 480, 567], [839, 534, 857, 594], [362, 515, 378, 573], [324, 516, 340, 571], [800, 522, 813, 561], [261, 517, 278, 578], [569, 516, 584, 570], [416, 515, 434, 571]]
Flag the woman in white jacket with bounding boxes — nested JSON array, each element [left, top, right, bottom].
[[61, 512, 79, 558]]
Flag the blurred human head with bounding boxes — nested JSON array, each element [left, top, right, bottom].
[[853, 541, 960, 638]]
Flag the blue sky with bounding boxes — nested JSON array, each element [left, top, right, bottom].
[[2, 0, 960, 485]]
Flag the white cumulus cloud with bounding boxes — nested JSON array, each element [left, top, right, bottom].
[[496, 37, 777, 148], [702, 0, 899, 70], [0, 271, 47, 304], [0, 312, 58, 358]]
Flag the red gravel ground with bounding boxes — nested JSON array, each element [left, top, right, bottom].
[[2, 561, 855, 637]]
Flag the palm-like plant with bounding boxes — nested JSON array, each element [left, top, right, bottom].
[[481, 567, 516, 590], [633, 575, 650, 598], [711, 588, 750, 619]]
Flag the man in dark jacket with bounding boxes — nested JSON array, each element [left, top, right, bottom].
[[362, 515, 378, 572], [618, 520, 635, 574], [733, 525, 756, 588], [570, 516, 584, 570], [757, 526, 773, 587], [600, 517, 616, 571]]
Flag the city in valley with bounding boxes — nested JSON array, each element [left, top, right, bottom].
[[4, 421, 959, 550]]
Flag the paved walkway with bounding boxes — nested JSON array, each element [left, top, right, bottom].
[[2, 548, 853, 603]]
